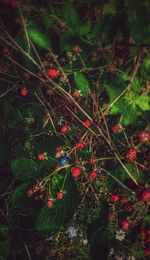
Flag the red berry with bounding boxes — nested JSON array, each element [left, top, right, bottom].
[[73, 45, 82, 53], [84, 119, 92, 127], [76, 142, 85, 150], [56, 147, 62, 158], [111, 124, 122, 134], [89, 170, 97, 180], [71, 167, 81, 178], [27, 188, 33, 197], [125, 148, 137, 161], [33, 184, 40, 191], [73, 91, 82, 98], [47, 199, 54, 208], [21, 88, 28, 96], [144, 249, 150, 256], [61, 125, 69, 134], [138, 131, 150, 143], [2, 47, 9, 55], [89, 158, 96, 164], [144, 237, 150, 243], [56, 191, 64, 200], [37, 153, 46, 161], [47, 69, 59, 79], [111, 194, 119, 203], [141, 189, 150, 202], [121, 219, 129, 230]]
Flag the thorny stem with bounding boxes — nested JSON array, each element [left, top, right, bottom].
[[0, 20, 141, 187], [101, 168, 136, 194], [104, 48, 143, 113]]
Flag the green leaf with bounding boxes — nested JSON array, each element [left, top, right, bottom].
[[140, 57, 150, 79], [11, 157, 39, 182], [131, 77, 142, 93], [11, 183, 31, 209], [42, 13, 54, 30], [63, 4, 81, 27], [127, 2, 150, 45], [143, 215, 150, 224], [114, 163, 144, 182], [27, 25, 52, 50], [35, 177, 78, 235], [92, 14, 113, 44], [74, 72, 90, 97], [110, 97, 129, 115], [121, 104, 138, 126], [16, 32, 39, 71], [102, 0, 116, 15], [73, 24, 91, 36], [51, 174, 64, 190], [107, 73, 128, 102], [135, 95, 150, 111], [60, 31, 75, 53]]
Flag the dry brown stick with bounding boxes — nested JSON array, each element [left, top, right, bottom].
[[24, 243, 32, 260]]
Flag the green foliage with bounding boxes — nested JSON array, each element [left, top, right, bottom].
[[11, 183, 31, 209], [107, 73, 128, 103], [74, 72, 90, 97], [113, 163, 144, 183], [91, 0, 122, 46], [42, 13, 54, 30], [143, 215, 150, 225], [131, 241, 145, 259], [107, 73, 150, 125], [131, 77, 142, 93], [27, 25, 52, 50], [16, 33, 39, 71], [60, 31, 75, 53], [140, 56, 150, 80], [35, 177, 78, 235], [92, 14, 114, 45], [127, 1, 150, 45], [135, 95, 150, 111], [63, 4, 81, 27], [51, 174, 64, 190], [121, 103, 138, 126], [11, 157, 39, 182], [73, 24, 91, 36], [0, 1, 149, 258]]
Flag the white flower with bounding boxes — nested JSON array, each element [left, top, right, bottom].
[[80, 238, 88, 245], [115, 229, 126, 241], [65, 225, 78, 238], [57, 116, 65, 126]]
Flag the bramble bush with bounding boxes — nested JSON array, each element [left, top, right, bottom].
[[0, 0, 150, 259]]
